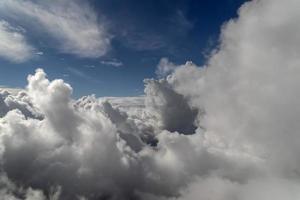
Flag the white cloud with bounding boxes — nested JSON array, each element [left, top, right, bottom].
[[1, 0, 300, 199], [169, 0, 300, 170], [163, 0, 300, 199], [0, 89, 42, 119], [155, 58, 198, 78], [0, 86, 22, 95], [155, 58, 178, 77], [0, 0, 110, 58], [35, 51, 43, 56], [144, 78, 197, 134], [100, 60, 124, 67], [0, 20, 34, 62], [0, 68, 260, 199]]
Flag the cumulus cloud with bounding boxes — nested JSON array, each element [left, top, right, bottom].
[[163, 0, 300, 199], [0, 67, 263, 200], [0, 20, 34, 62], [0, 89, 42, 119], [0, 0, 110, 58], [1, 0, 300, 199], [144, 78, 198, 134], [169, 0, 300, 172]]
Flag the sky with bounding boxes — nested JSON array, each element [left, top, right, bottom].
[[0, 0, 248, 97]]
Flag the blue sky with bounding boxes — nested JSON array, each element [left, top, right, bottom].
[[0, 0, 248, 98]]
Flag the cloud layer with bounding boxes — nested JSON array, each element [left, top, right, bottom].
[[1, 0, 300, 199], [0, 0, 110, 58], [0, 20, 34, 62]]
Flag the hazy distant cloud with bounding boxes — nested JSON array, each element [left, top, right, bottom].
[[170, 10, 194, 35], [100, 59, 123, 67], [84, 65, 96, 69], [0, 0, 111, 58], [0, 20, 34, 62], [0, 85, 22, 95], [67, 67, 98, 83], [120, 31, 167, 51], [35, 51, 44, 56]]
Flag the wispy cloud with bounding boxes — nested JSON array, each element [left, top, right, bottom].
[[67, 67, 100, 83], [84, 65, 96, 69], [100, 59, 123, 67], [120, 31, 166, 51], [67, 67, 91, 80], [35, 51, 44, 56], [0, 20, 34, 62], [0, 0, 111, 58], [113, 8, 193, 52]]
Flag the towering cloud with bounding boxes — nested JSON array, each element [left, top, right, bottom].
[[165, 0, 300, 199], [1, 0, 300, 199]]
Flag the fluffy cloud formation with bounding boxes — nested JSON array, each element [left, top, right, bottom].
[[144, 78, 198, 134], [1, 0, 300, 199], [0, 0, 110, 58], [165, 0, 300, 199], [0, 20, 34, 62], [0, 69, 206, 199], [169, 0, 300, 172]]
